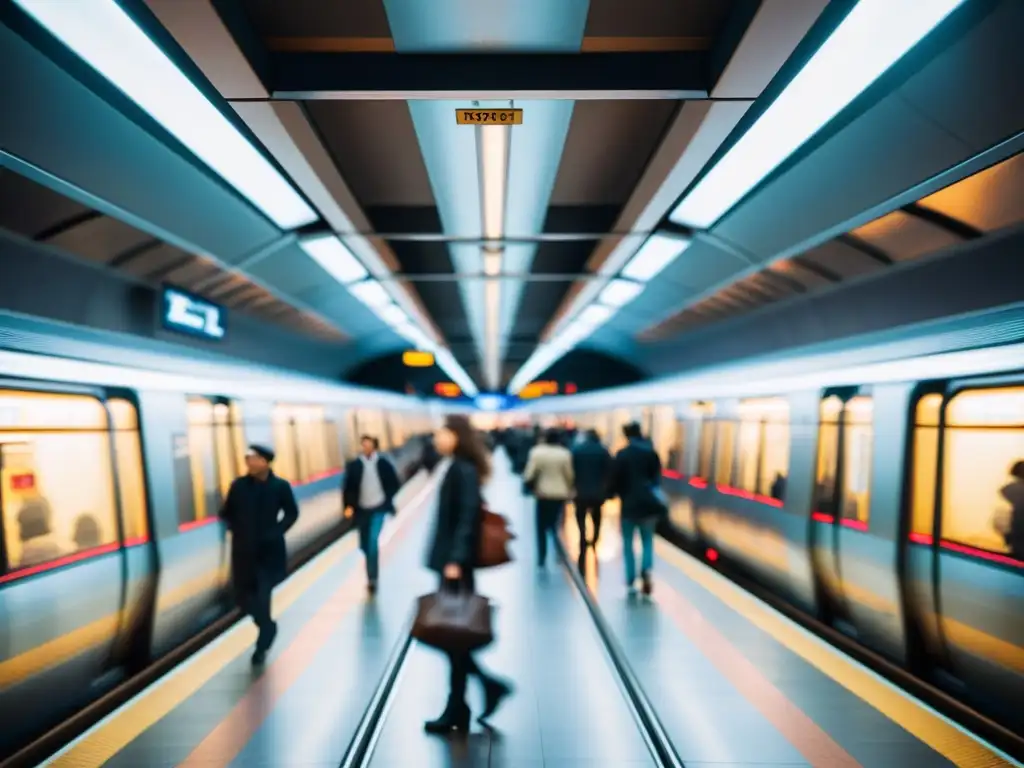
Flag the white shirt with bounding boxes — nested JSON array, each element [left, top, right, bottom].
[[358, 453, 386, 509]]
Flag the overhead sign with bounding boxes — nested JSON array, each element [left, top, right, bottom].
[[455, 108, 523, 126], [434, 382, 462, 398], [474, 394, 508, 411], [161, 286, 226, 341], [402, 350, 435, 367], [519, 380, 558, 399]]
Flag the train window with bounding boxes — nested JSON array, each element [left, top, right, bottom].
[[273, 404, 344, 484], [840, 396, 874, 525], [230, 402, 247, 476], [345, 410, 359, 460], [186, 398, 219, 524], [714, 421, 737, 486], [212, 403, 246, 499], [815, 396, 843, 514], [0, 391, 119, 574], [911, 394, 942, 538], [697, 420, 714, 479], [667, 420, 686, 473], [325, 419, 342, 470], [941, 387, 1024, 556], [649, 405, 677, 467], [108, 398, 149, 543], [735, 419, 761, 492]]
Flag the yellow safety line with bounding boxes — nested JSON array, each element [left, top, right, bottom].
[[45, 536, 357, 768], [656, 542, 1020, 768]]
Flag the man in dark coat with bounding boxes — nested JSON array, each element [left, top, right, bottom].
[[609, 422, 662, 598], [571, 429, 612, 551], [220, 444, 299, 665], [343, 435, 400, 594]]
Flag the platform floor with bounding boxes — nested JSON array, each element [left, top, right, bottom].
[[41, 453, 1017, 768]]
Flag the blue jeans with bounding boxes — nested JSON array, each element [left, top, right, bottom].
[[357, 507, 387, 581], [621, 518, 655, 585]]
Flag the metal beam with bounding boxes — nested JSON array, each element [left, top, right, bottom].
[[266, 51, 710, 100], [385, 272, 600, 282], [340, 232, 653, 244]]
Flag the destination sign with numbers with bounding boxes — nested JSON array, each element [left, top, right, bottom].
[[455, 108, 523, 125]]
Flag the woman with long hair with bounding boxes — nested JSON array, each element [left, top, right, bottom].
[[423, 415, 512, 733]]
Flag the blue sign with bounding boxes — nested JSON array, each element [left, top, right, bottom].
[[161, 286, 226, 341], [474, 394, 512, 411]]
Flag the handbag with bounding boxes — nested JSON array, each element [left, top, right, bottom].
[[412, 588, 494, 653], [477, 505, 515, 569]]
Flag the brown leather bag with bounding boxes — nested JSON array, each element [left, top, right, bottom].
[[412, 589, 494, 653], [477, 505, 515, 569]]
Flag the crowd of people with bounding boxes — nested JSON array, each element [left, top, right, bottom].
[[217, 415, 666, 733]]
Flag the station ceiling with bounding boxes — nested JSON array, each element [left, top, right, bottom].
[[1, 0, 1022, 394]]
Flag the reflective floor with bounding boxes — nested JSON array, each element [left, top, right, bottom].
[[41, 452, 1017, 767]]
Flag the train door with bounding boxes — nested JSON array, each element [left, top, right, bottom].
[[925, 379, 1024, 733], [809, 387, 872, 631]]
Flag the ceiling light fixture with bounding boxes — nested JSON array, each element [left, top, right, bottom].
[[670, 0, 967, 230], [299, 235, 368, 285], [377, 304, 408, 327], [348, 279, 392, 309], [477, 115, 511, 392], [12, 0, 318, 231], [598, 278, 645, 308], [621, 234, 691, 282], [435, 347, 479, 397]]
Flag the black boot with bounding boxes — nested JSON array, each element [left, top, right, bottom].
[[641, 570, 653, 597], [479, 678, 513, 722], [424, 702, 471, 734]]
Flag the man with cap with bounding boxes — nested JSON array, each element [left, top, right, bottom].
[[343, 434, 400, 594], [220, 444, 300, 664]]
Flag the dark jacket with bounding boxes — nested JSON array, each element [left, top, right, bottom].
[[220, 472, 299, 590], [610, 439, 662, 520], [343, 454, 400, 513], [572, 439, 612, 502], [425, 459, 482, 573]]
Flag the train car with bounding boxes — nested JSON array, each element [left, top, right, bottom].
[[517, 335, 1024, 743], [0, 342, 437, 760]]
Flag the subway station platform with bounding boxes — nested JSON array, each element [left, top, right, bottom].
[[40, 453, 1019, 768]]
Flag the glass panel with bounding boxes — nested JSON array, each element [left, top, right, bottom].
[[942, 387, 1024, 556], [714, 421, 737, 487], [0, 391, 119, 571], [107, 398, 148, 542], [911, 394, 942, 537], [186, 398, 217, 522], [735, 420, 761, 492], [761, 421, 790, 501], [815, 396, 843, 514], [697, 420, 714, 479], [840, 397, 874, 525]]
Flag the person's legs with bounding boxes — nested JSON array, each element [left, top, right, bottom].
[[575, 502, 589, 552], [535, 499, 548, 565], [250, 570, 277, 661], [621, 517, 638, 588], [364, 510, 386, 585], [639, 518, 656, 596]]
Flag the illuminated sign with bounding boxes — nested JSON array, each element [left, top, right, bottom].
[[565, 382, 577, 394], [434, 382, 461, 398], [519, 380, 558, 399], [161, 286, 225, 340], [402, 350, 435, 367], [455, 108, 523, 125], [474, 394, 507, 411]]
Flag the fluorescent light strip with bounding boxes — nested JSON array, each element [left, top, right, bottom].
[[670, 0, 967, 229], [377, 304, 408, 327], [300, 235, 368, 284], [13, 0, 318, 231], [479, 126, 510, 242], [393, 321, 434, 350], [348, 279, 392, 309], [622, 234, 691, 282], [598, 278, 645, 308], [484, 278, 501, 390]]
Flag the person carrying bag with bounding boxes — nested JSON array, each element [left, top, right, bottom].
[[416, 416, 514, 735]]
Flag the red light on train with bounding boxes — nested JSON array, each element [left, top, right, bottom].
[[565, 382, 577, 394], [705, 547, 719, 563], [10, 473, 35, 491]]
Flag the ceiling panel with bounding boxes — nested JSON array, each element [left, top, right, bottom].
[[240, 0, 393, 38], [849, 211, 961, 263], [248, 242, 342, 297], [550, 100, 679, 205], [118, 242, 190, 278], [918, 151, 1024, 233], [304, 101, 435, 207], [583, 0, 736, 38], [799, 239, 882, 281], [0, 168, 90, 238], [44, 215, 152, 266]]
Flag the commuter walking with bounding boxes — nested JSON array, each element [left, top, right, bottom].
[[523, 428, 574, 568], [571, 429, 612, 551], [423, 415, 512, 733], [610, 422, 664, 597], [220, 444, 300, 665], [343, 435, 400, 594]]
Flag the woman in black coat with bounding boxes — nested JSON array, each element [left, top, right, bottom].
[[423, 415, 513, 734]]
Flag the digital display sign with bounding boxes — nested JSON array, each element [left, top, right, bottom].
[[161, 286, 226, 341]]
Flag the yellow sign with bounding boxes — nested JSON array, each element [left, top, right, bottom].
[[455, 108, 523, 126], [519, 380, 558, 399], [435, 382, 462, 398], [402, 350, 435, 367]]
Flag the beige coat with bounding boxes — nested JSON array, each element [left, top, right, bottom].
[[524, 443, 574, 500]]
